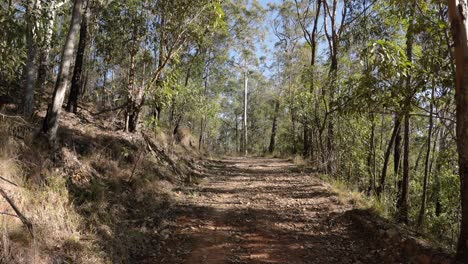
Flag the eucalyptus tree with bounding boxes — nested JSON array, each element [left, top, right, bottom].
[[448, 0, 468, 261], [66, 0, 90, 113], [270, 0, 304, 155], [293, 0, 322, 158], [42, 0, 84, 142], [322, 0, 349, 174], [222, 0, 266, 154]]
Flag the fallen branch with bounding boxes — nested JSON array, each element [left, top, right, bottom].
[[142, 132, 183, 176], [0, 188, 33, 237], [0, 176, 20, 188]]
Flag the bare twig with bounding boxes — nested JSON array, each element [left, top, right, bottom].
[[0, 188, 33, 237], [0, 212, 22, 218], [0, 176, 20, 188]]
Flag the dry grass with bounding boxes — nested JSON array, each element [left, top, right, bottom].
[[0, 111, 202, 263], [0, 118, 106, 263], [291, 155, 307, 166], [320, 175, 388, 217]]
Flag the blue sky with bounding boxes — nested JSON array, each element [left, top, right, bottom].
[[253, 0, 336, 78]]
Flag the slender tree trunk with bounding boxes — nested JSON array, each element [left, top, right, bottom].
[[303, 124, 310, 157], [269, 100, 280, 153], [67, 1, 89, 113], [235, 114, 240, 153], [377, 117, 401, 196], [291, 113, 297, 154], [394, 116, 402, 176], [322, 0, 342, 175], [367, 113, 376, 195], [42, 0, 84, 142], [125, 52, 141, 132], [198, 117, 205, 150], [397, 110, 410, 224], [326, 56, 338, 174], [397, 11, 414, 224], [23, 0, 39, 117], [199, 67, 209, 151], [448, 1, 468, 261], [434, 129, 446, 217], [417, 83, 435, 227], [243, 71, 248, 156]]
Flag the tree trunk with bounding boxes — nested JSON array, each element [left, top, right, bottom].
[[235, 114, 240, 153], [66, 1, 89, 113], [303, 124, 310, 157], [397, 10, 414, 224], [198, 117, 205, 150], [394, 115, 402, 176], [448, 1, 468, 261], [417, 83, 435, 227], [23, 0, 39, 117], [42, 0, 83, 142], [367, 113, 376, 195], [434, 129, 446, 217], [269, 100, 280, 153], [377, 116, 401, 196], [125, 52, 141, 133], [397, 110, 410, 224], [243, 71, 248, 156]]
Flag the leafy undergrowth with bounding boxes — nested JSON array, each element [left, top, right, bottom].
[[0, 110, 202, 263]]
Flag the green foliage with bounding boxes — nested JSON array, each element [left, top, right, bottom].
[[0, 6, 26, 91]]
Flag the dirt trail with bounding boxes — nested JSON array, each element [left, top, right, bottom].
[[155, 158, 399, 264]]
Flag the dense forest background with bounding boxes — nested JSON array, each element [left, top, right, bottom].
[[2, 0, 468, 262]]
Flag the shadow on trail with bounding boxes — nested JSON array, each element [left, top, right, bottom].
[[159, 158, 402, 264]]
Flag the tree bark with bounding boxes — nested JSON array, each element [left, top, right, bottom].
[[397, 110, 410, 224], [394, 115, 402, 176], [377, 116, 401, 196], [269, 99, 280, 153], [42, 0, 84, 142], [67, 0, 89, 113], [448, 0, 468, 261], [367, 113, 376, 195], [417, 83, 435, 227], [323, 0, 346, 175], [124, 51, 145, 133], [434, 129, 446, 217], [397, 10, 414, 224], [243, 71, 248, 156]]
